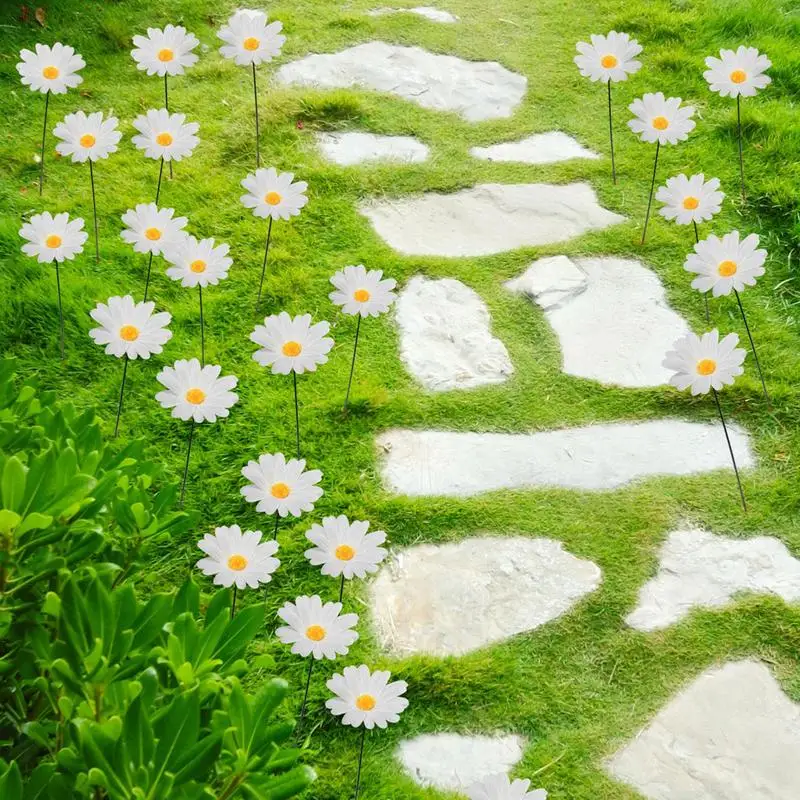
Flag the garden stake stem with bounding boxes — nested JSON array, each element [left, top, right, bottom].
[[180, 420, 195, 507], [640, 141, 660, 245], [114, 355, 129, 438], [256, 217, 273, 312], [89, 160, 100, 263], [344, 315, 362, 411], [39, 90, 50, 195], [298, 659, 314, 727], [293, 371, 301, 458], [607, 79, 617, 184], [273, 510, 279, 539], [143, 253, 155, 302], [199, 285, 205, 366], [252, 63, 260, 168], [164, 74, 173, 180], [54, 262, 66, 360], [694, 221, 710, 323], [737, 95, 745, 202], [338, 574, 345, 603], [712, 387, 747, 512], [353, 727, 367, 800], [734, 288, 769, 404], [155, 156, 164, 205], [231, 586, 237, 619]]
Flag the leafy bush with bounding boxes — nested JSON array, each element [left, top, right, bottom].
[[0, 359, 315, 799]]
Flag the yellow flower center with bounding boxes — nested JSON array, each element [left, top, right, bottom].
[[227, 554, 248, 571], [271, 482, 290, 499], [730, 69, 747, 84], [652, 116, 669, 130], [80, 133, 96, 148], [335, 544, 356, 561], [601, 54, 619, 69], [353, 289, 371, 303], [355, 694, 376, 711], [145, 227, 162, 241], [696, 358, 717, 376], [282, 341, 302, 357], [156, 132, 173, 147], [306, 625, 326, 641], [45, 234, 62, 248], [264, 191, 282, 206], [244, 37, 260, 51], [682, 196, 699, 210], [718, 260, 738, 277], [185, 388, 206, 405], [190, 259, 207, 273], [158, 48, 175, 62], [119, 325, 139, 342], [42, 66, 60, 80]]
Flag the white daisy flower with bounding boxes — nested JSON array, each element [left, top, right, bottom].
[[163, 235, 232, 288], [704, 46, 771, 99], [120, 203, 188, 256], [250, 312, 334, 375], [656, 173, 724, 226], [240, 452, 323, 518], [663, 330, 745, 395], [326, 665, 408, 730], [574, 31, 642, 83], [628, 92, 696, 145], [19, 211, 87, 263], [155, 358, 239, 423], [218, 9, 286, 67], [240, 167, 308, 221], [276, 595, 359, 660], [131, 24, 200, 77], [196, 524, 279, 589], [684, 231, 767, 297], [304, 515, 387, 580], [329, 265, 397, 318], [466, 774, 548, 800], [17, 42, 85, 94], [53, 111, 121, 163], [89, 295, 172, 360], [132, 109, 199, 162]]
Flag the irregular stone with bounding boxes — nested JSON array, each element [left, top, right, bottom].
[[626, 528, 800, 632], [471, 132, 600, 164], [395, 276, 513, 391], [397, 732, 525, 790], [370, 536, 601, 657], [276, 42, 526, 122], [505, 256, 690, 388], [316, 131, 429, 166], [368, 6, 459, 23], [376, 421, 754, 496], [607, 660, 800, 800], [360, 183, 625, 257]]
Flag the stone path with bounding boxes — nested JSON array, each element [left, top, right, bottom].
[[368, 6, 459, 23], [316, 132, 429, 166], [470, 132, 599, 164]]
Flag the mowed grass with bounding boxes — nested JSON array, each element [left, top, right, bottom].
[[3, 0, 800, 797]]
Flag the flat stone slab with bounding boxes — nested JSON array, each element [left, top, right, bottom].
[[607, 660, 800, 800], [369, 6, 459, 23], [505, 256, 690, 388], [376, 421, 754, 496], [395, 276, 513, 391], [370, 536, 601, 656], [471, 132, 600, 164], [626, 528, 800, 632], [360, 183, 625, 257], [316, 131, 429, 166], [277, 42, 525, 122], [397, 732, 525, 790]]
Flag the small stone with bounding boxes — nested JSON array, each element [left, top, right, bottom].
[[316, 131, 429, 166], [471, 132, 600, 164]]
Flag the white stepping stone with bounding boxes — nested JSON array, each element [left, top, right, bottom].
[[276, 42, 526, 122], [376, 421, 754, 496], [397, 732, 525, 790], [315, 131, 429, 166], [470, 132, 600, 165], [359, 183, 625, 257], [395, 276, 513, 391], [370, 536, 601, 657], [369, 6, 459, 23], [626, 528, 800, 632], [607, 660, 800, 800], [505, 256, 690, 388]]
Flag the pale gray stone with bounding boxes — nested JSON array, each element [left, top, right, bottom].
[[368, 6, 459, 23], [316, 131, 429, 166], [471, 132, 600, 164]]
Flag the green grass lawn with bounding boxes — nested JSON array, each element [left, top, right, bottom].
[[3, 0, 800, 797]]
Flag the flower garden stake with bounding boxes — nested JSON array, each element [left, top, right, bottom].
[[684, 231, 769, 402], [53, 111, 122, 263], [704, 46, 771, 202], [17, 43, 85, 195], [250, 313, 333, 456], [89, 295, 172, 436], [155, 358, 239, 505], [240, 168, 308, 310], [326, 665, 409, 799], [20, 211, 88, 359], [218, 9, 286, 167], [329, 265, 397, 410], [466, 774, 548, 800], [663, 330, 748, 510], [628, 92, 696, 244], [574, 31, 642, 183]]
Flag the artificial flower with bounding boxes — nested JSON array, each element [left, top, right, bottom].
[[304, 516, 387, 580], [240, 452, 323, 518], [663, 330, 745, 395], [574, 31, 642, 83], [218, 9, 286, 66], [131, 25, 199, 77], [120, 203, 188, 255], [89, 295, 172, 359], [329, 265, 397, 317], [250, 312, 334, 374], [276, 595, 359, 660], [684, 231, 766, 297], [19, 211, 87, 263], [132, 109, 199, 162], [326, 665, 408, 730], [656, 173, 724, 226], [53, 111, 121, 163], [466, 774, 548, 800], [196, 524, 279, 589], [704, 46, 771, 98], [17, 42, 85, 94], [628, 92, 696, 145], [240, 167, 308, 221], [155, 358, 239, 423], [163, 235, 232, 287]]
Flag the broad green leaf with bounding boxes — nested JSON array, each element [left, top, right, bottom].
[[0, 760, 22, 800], [2, 456, 26, 512], [122, 695, 154, 770], [214, 605, 265, 668], [131, 593, 171, 650], [0, 509, 21, 534], [153, 690, 200, 775], [173, 579, 200, 616], [171, 733, 221, 784]]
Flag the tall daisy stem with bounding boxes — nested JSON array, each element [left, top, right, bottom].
[[344, 315, 362, 412], [89, 160, 99, 263], [640, 141, 660, 245], [734, 288, 769, 404], [143, 253, 155, 302], [711, 387, 747, 512], [231, 585, 237, 619], [338, 574, 345, 604], [55, 262, 65, 361], [39, 90, 50, 196], [252, 63, 261, 169], [273, 510, 279, 539], [199, 285, 205, 366], [155, 157, 164, 205], [298, 659, 314, 727], [114, 355, 129, 438], [180, 420, 195, 508], [293, 371, 300, 459], [737, 95, 745, 202], [607, 79, 617, 184], [353, 727, 367, 800], [256, 217, 273, 312], [693, 221, 710, 323], [164, 74, 173, 180]]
